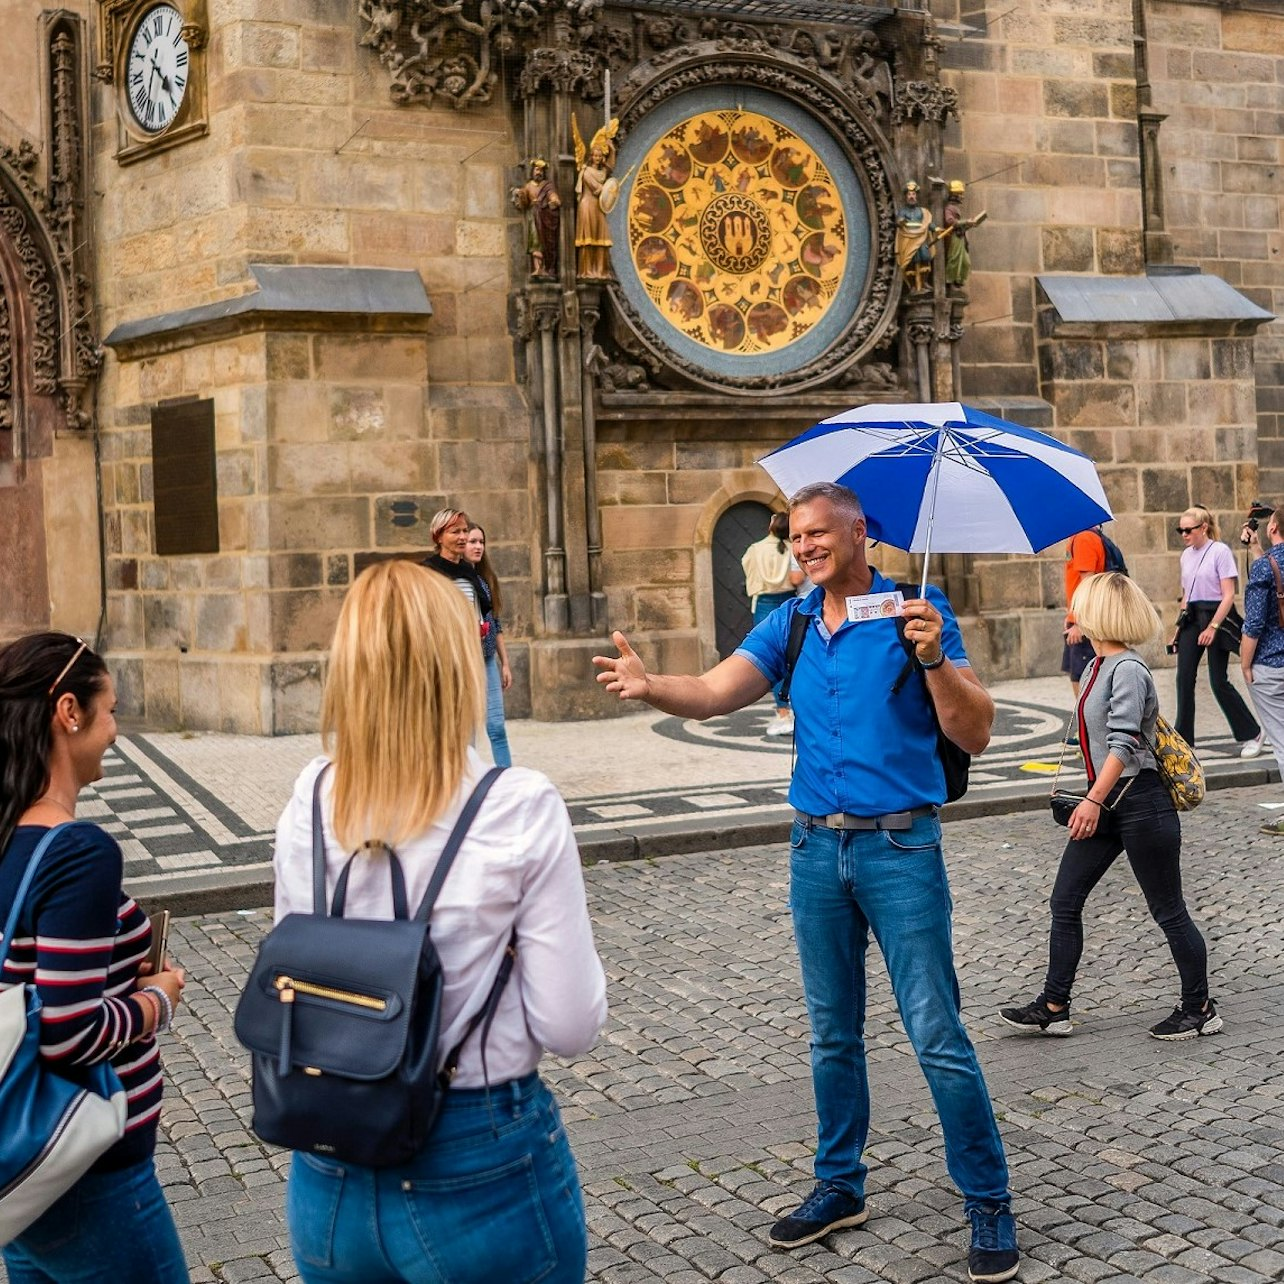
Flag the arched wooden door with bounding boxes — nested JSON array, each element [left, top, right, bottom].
[[711, 500, 773, 660]]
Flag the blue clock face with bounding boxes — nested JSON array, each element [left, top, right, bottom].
[[126, 5, 189, 134]]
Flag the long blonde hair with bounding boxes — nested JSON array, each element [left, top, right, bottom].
[[321, 560, 484, 850]]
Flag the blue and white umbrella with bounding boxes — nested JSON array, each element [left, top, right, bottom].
[[759, 401, 1113, 591]]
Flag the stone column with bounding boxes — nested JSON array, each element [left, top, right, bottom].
[[531, 288, 569, 632], [577, 282, 607, 631]]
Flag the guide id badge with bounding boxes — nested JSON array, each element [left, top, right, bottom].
[[845, 590, 905, 624]]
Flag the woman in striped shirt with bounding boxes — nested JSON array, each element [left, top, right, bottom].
[[0, 633, 189, 1282]]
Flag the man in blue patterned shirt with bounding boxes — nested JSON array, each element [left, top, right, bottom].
[[1240, 506, 1284, 834]]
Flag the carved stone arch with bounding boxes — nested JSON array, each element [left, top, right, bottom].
[[0, 162, 64, 449], [603, 48, 901, 396]]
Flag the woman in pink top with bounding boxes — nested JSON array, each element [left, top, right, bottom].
[[1170, 505, 1262, 754]]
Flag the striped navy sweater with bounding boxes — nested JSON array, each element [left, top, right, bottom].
[[0, 822, 162, 1171]]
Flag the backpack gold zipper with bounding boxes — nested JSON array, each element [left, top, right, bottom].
[[274, 975, 387, 1011]]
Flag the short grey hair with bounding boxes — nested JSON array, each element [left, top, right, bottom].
[[787, 482, 864, 522]]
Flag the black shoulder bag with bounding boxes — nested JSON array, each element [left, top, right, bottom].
[[234, 766, 515, 1167], [778, 584, 970, 802]]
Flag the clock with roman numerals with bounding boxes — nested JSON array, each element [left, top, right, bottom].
[[125, 5, 189, 134]]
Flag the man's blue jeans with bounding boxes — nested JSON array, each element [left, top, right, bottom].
[[3, 1157, 189, 1283], [286, 1074, 586, 1283], [789, 815, 1010, 1209]]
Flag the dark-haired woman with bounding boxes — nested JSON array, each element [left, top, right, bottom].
[[0, 633, 189, 1282], [465, 525, 512, 767], [741, 511, 804, 737]]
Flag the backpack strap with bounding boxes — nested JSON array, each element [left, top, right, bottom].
[[414, 767, 506, 922], [438, 927, 518, 1088], [1270, 553, 1284, 629], [0, 824, 73, 973], [309, 762, 416, 921], [778, 606, 810, 704], [891, 583, 925, 694]]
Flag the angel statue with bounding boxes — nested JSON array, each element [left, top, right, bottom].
[[572, 115, 619, 279]]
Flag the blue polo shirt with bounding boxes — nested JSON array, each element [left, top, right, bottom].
[[735, 572, 970, 815]]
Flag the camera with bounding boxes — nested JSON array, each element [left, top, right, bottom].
[[1241, 501, 1274, 545]]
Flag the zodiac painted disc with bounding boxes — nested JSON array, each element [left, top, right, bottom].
[[623, 108, 849, 357]]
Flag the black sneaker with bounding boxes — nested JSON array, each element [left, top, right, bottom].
[[968, 1204, 1019, 1282], [998, 996, 1072, 1036], [768, 1181, 867, 1248], [1149, 1001, 1223, 1041]]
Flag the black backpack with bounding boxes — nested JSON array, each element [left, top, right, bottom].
[[234, 766, 515, 1167], [779, 584, 970, 803], [1099, 530, 1129, 577]]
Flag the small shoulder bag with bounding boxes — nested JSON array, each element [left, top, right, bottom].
[[234, 766, 516, 1168]]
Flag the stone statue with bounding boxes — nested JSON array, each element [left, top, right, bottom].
[[941, 180, 988, 288], [572, 116, 618, 280], [895, 180, 937, 291], [511, 157, 561, 278]]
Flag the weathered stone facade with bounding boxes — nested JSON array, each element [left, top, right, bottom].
[[0, 0, 1279, 726]]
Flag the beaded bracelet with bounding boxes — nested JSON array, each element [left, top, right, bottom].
[[919, 650, 946, 670], [132, 988, 161, 1039], [140, 984, 174, 1033]]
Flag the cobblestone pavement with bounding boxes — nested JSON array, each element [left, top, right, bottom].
[[6, 785, 1280, 1284], [89, 669, 1282, 894]]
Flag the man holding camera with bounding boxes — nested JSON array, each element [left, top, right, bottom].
[[593, 482, 1018, 1284], [1240, 506, 1284, 833]]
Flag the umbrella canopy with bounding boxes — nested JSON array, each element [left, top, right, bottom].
[[759, 402, 1113, 557]]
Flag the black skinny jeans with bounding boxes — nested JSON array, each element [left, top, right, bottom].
[[1174, 601, 1259, 745], [1043, 769, 1210, 1012]]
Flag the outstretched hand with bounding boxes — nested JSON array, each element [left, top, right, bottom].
[[592, 631, 651, 702]]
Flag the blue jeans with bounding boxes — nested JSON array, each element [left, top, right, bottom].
[[754, 592, 796, 708], [3, 1157, 189, 1283], [788, 816, 1010, 1209], [286, 1074, 586, 1284], [483, 653, 512, 767]]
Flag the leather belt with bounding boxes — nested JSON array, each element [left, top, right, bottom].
[[794, 805, 936, 831]]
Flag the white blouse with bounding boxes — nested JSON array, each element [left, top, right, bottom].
[[272, 750, 607, 1088]]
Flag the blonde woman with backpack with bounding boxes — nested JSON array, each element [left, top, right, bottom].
[[272, 561, 606, 1283]]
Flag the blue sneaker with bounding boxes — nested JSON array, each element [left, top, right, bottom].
[[968, 1204, 1019, 1281], [768, 1181, 867, 1248]]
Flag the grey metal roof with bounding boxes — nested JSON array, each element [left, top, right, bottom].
[[1039, 271, 1274, 333], [104, 265, 432, 349], [613, 1, 894, 23]]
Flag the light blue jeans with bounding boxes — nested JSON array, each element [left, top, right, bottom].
[[3, 1156, 190, 1283], [788, 815, 1010, 1210], [286, 1074, 585, 1284], [484, 652, 512, 768]]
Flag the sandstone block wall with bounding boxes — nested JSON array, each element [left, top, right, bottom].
[[91, 0, 535, 730]]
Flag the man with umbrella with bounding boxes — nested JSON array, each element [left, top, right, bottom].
[[593, 481, 1019, 1283]]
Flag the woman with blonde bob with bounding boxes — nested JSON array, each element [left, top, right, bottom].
[[1000, 573, 1222, 1042], [272, 560, 607, 1284]]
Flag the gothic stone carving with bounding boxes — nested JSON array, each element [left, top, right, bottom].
[[604, 55, 899, 395], [0, 15, 101, 432], [893, 80, 959, 126], [359, 0, 602, 107]]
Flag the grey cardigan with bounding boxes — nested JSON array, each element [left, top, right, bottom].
[[1077, 651, 1159, 779]]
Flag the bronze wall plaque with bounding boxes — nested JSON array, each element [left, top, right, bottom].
[[151, 397, 218, 555]]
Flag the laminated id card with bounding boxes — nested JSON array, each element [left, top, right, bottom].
[[845, 590, 905, 624]]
